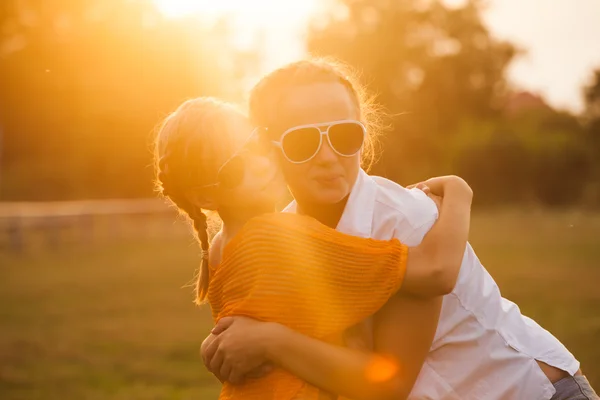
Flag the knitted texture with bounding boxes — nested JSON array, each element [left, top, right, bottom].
[[208, 213, 407, 400]]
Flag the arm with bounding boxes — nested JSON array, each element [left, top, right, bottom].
[[202, 193, 447, 397], [267, 291, 443, 400], [371, 294, 442, 399], [204, 315, 431, 400], [402, 176, 472, 297], [202, 217, 414, 396], [270, 178, 457, 395]]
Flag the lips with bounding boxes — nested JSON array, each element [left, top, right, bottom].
[[314, 174, 343, 185]]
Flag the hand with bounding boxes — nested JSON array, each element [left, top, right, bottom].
[[201, 332, 273, 383], [412, 175, 471, 197], [200, 333, 221, 381], [408, 176, 472, 207], [407, 181, 442, 211], [202, 316, 281, 384]]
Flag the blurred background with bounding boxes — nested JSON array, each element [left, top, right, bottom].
[[1, 0, 599, 399]]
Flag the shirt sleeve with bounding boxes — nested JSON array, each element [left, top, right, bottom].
[[392, 188, 439, 246]]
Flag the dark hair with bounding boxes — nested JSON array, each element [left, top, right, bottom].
[[154, 97, 247, 304], [249, 57, 386, 171]]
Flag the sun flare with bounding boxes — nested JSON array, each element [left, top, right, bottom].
[[152, 0, 321, 27], [152, 0, 323, 69]]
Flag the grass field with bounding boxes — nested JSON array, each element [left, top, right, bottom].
[[1, 210, 599, 399]]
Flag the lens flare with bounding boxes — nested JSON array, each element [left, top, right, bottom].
[[365, 355, 400, 383]]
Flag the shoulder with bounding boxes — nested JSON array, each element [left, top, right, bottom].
[[371, 175, 438, 228], [370, 175, 438, 243], [209, 230, 224, 266], [243, 213, 325, 238]]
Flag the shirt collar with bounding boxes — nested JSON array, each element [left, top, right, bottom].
[[282, 168, 377, 238], [336, 169, 376, 238]]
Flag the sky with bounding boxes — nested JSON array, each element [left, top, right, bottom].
[[482, 0, 600, 112], [154, 0, 600, 113]]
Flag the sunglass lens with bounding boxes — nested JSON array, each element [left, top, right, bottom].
[[328, 122, 365, 156], [281, 127, 321, 163], [218, 155, 244, 189]]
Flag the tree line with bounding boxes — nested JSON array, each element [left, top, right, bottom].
[[0, 0, 598, 207]]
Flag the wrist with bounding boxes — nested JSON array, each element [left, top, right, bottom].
[[263, 322, 290, 363]]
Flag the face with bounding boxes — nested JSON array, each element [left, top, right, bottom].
[[271, 82, 362, 205], [216, 132, 286, 212]]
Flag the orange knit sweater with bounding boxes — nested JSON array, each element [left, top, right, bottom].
[[208, 213, 408, 400]]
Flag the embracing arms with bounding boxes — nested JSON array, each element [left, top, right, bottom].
[[201, 176, 471, 399]]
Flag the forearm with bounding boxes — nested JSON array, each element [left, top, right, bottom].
[[427, 182, 471, 267], [402, 181, 472, 296], [372, 293, 442, 398], [266, 324, 407, 400]]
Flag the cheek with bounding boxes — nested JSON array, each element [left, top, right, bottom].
[[341, 154, 361, 178], [279, 161, 314, 193]]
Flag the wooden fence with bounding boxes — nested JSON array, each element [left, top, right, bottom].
[[0, 199, 192, 253]]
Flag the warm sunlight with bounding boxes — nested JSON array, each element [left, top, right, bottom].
[[152, 0, 323, 67], [154, 0, 317, 18], [154, 0, 319, 18], [152, 0, 203, 18], [153, 0, 321, 33]]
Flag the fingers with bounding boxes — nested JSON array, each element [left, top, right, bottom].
[[427, 193, 442, 211], [245, 363, 273, 379], [200, 334, 217, 365], [203, 335, 220, 369], [230, 362, 272, 385], [417, 183, 431, 195], [408, 182, 431, 195], [407, 182, 429, 191], [219, 357, 233, 384], [421, 177, 446, 197], [209, 347, 225, 378], [212, 317, 234, 334], [228, 367, 245, 385]]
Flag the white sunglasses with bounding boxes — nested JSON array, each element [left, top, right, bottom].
[[270, 119, 366, 164]]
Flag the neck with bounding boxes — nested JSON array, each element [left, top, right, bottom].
[[218, 205, 275, 238], [297, 195, 349, 229]]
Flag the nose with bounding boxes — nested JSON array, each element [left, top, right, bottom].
[[313, 137, 338, 166]]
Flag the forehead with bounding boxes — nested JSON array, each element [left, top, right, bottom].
[[274, 82, 359, 132]]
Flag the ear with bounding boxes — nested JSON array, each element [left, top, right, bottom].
[[185, 187, 218, 211]]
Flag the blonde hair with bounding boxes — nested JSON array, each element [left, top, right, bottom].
[[248, 57, 386, 171], [154, 97, 248, 304]]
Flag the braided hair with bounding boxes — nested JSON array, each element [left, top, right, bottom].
[[155, 97, 248, 304]]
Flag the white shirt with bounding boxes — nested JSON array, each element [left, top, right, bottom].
[[284, 169, 579, 400]]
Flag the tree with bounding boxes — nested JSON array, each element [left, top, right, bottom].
[[0, 0, 252, 200], [583, 69, 600, 165], [582, 68, 600, 206], [307, 0, 516, 183]]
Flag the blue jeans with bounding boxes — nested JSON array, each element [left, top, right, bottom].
[[551, 375, 599, 400]]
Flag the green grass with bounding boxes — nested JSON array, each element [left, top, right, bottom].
[[1, 210, 599, 399]]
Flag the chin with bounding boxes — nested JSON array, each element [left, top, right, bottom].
[[310, 186, 349, 205]]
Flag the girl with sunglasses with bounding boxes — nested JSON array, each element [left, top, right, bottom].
[[202, 59, 597, 400], [155, 97, 474, 399]]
